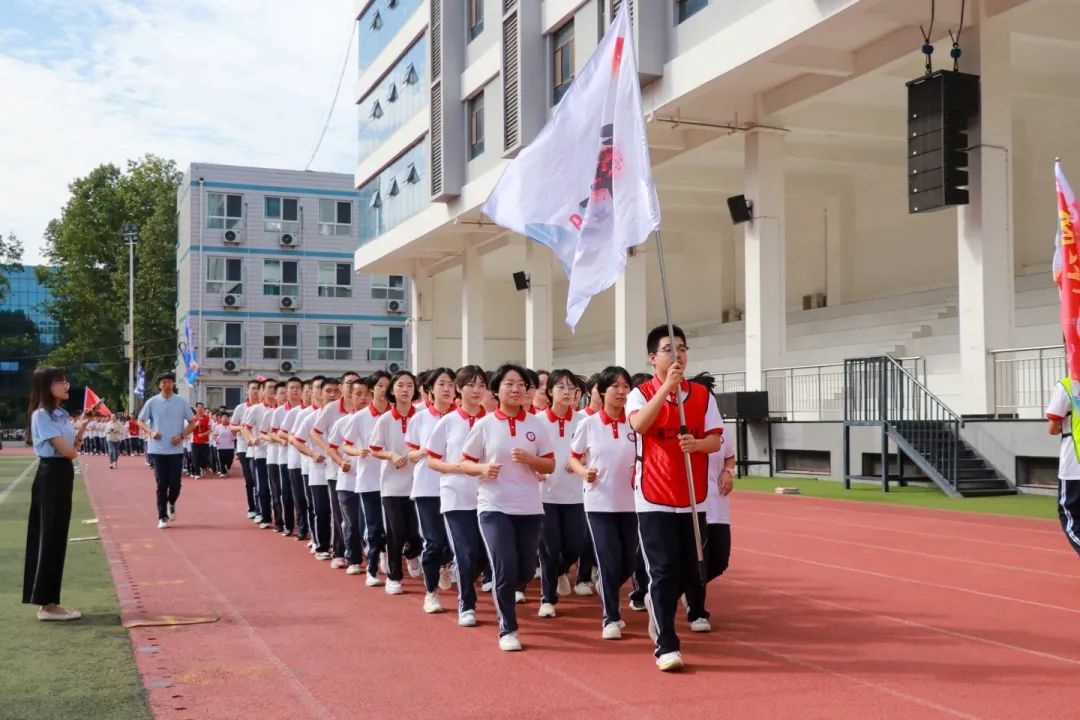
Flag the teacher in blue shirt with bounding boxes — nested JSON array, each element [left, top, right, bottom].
[[137, 372, 197, 529], [24, 366, 89, 622]]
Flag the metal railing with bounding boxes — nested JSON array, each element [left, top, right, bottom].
[[990, 345, 1064, 418], [766, 356, 926, 422], [714, 371, 746, 393], [844, 355, 961, 493]]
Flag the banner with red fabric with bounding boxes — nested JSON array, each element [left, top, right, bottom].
[[1054, 160, 1080, 401]]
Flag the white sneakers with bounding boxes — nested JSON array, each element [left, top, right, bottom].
[[481, 581, 494, 593], [37, 606, 82, 622], [514, 591, 526, 605], [315, 552, 331, 561], [259, 522, 272, 530], [458, 610, 477, 627], [602, 622, 622, 640], [423, 592, 443, 614], [556, 574, 571, 597], [537, 603, 557, 618], [689, 618, 712, 633], [438, 567, 453, 591], [346, 564, 363, 575], [365, 573, 384, 587], [330, 557, 348, 569], [498, 632, 522, 652], [573, 582, 594, 596], [246, 511, 257, 520], [167, 502, 176, 520], [385, 580, 404, 595], [407, 556, 422, 578], [656, 651, 684, 672], [628, 597, 647, 612], [157, 519, 168, 529]]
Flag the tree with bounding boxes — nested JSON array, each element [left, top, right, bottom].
[[42, 155, 183, 411], [0, 231, 24, 302], [0, 309, 42, 426]]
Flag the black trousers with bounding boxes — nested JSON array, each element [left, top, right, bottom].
[[254, 458, 271, 523], [1058, 478, 1080, 557], [444, 509, 484, 614], [539, 502, 587, 604], [23, 458, 74, 606], [415, 496, 452, 593], [309, 484, 332, 553], [267, 462, 284, 531], [637, 511, 707, 657], [289, 468, 308, 538], [337, 490, 365, 566], [360, 491, 386, 577], [238, 452, 256, 513], [629, 548, 649, 604], [328, 478, 345, 558], [586, 511, 640, 628], [149, 453, 184, 522], [685, 523, 732, 622], [192, 443, 211, 475], [478, 511, 543, 637], [278, 463, 294, 533], [382, 496, 422, 582], [578, 525, 596, 584], [217, 449, 234, 474]]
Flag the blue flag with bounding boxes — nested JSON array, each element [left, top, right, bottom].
[[134, 363, 146, 398], [180, 317, 201, 385]]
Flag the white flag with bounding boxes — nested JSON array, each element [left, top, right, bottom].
[[482, 5, 660, 330]]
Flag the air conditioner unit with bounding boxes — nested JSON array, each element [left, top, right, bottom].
[[223, 293, 243, 308], [223, 228, 240, 243], [387, 299, 403, 313], [387, 362, 402, 373], [279, 295, 300, 310], [280, 360, 294, 373], [223, 359, 239, 373], [279, 232, 299, 247]]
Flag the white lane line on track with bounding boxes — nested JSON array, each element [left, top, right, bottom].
[[0, 458, 38, 506]]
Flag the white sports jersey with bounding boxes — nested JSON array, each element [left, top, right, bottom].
[[538, 407, 583, 505], [405, 405, 452, 499], [570, 408, 637, 513], [370, 405, 417, 498], [231, 402, 253, 453], [349, 404, 387, 494], [293, 405, 326, 486], [269, 403, 291, 465], [461, 409, 555, 516], [313, 398, 347, 482], [426, 407, 487, 512], [328, 412, 359, 493], [282, 403, 306, 470], [243, 404, 270, 460]]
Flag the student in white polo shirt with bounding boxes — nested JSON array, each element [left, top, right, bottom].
[[370, 370, 423, 595], [328, 378, 370, 575], [343, 371, 389, 584], [310, 376, 350, 567], [404, 367, 456, 613], [628, 324, 723, 672], [298, 377, 324, 546], [536, 369, 587, 618], [271, 378, 302, 536], [296, 379, 338, 558], [279, 378, 309, 542], [232, 380, 260, 520], [241, 378, 275, 528], [460, 364, 556, 652], [568, 366, 640, 640], [425, 365, 488, 627]]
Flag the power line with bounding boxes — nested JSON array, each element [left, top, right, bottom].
[[304, 20, 356, 171]]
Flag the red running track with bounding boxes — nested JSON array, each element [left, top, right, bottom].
[[80, 454, 1080, 720]]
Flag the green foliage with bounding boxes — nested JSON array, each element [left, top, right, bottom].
[[0, 310, 42, 425], [0, 231, 24, 302], [42, 155, 182, 411]]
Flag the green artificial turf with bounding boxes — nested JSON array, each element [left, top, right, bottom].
[[737, 474, 1060, 520], [0, 455, 151, 720]]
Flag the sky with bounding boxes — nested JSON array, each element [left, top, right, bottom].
[[0, 0, 359, 265]]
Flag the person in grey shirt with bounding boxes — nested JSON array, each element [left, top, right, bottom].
[[138, 372, 197, 529]]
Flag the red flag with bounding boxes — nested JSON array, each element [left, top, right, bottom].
[[84, 386, 113, 416]]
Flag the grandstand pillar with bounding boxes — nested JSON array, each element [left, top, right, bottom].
[[409, 262, 435, 373], [462, 244, 486, 367], [525, 240, 554, 371], [743, 128, 787, 391], [957, 10, 1014, 414], [615, 248, 647, 373]]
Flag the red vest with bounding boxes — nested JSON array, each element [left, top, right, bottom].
[[192, 415, 210, 444], [637, 378, 709, 507]]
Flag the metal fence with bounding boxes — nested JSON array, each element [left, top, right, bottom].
[[714, 371, 746, 393], [990, 345, 1064, 418], [764, 357, 926, 422]]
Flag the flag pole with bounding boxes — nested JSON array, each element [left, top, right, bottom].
[[653, 229, 707, 585]]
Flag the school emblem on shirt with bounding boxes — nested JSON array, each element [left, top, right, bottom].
[[526, 431, 536, 442]]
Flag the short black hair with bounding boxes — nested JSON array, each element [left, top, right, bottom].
[[350, 375, 370, 390], [274, 381, 287, 391], [261, 378, 277, 388], [340, 371, 361, 383], [387, 370, 420, 404], [321, 376, 340, 387], [423, 367, 455, 392], [156, 371, 176, 385], [544, 369, 578, 403], [646, 324, 686, 355], [310, 374, 327, 384], [246, 379, 261, 388], [286, 376, 302, 386], [523, 368, 539, 390], [586, 373, 600, 393], [596, 366, 633, 395], [195, 402, 205, 409], [490, 364, 530, 396], [630, 372, 652, 389], [367, 370, 392, 389], [454, 365, 486, 390]]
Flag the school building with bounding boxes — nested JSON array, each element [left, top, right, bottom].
[[350, 0, 1075, 493], [175, 163, 410, 409]]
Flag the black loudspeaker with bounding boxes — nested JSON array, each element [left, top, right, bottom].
[[726, 195, 753, 224], [512, 271, 530, 292], [906, 69, 980, 214], [717, 391, 769, 421]]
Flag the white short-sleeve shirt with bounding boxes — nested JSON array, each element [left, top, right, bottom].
[[704, 431, 736, 525], [461, 409, 555, 516], [281, 404, 305, 469], [426, 408, 487, 512], [1047, 381, 1080, 480], [570, 409, 638, 513], [406, 405, 451, 499], [231, 402, 252, 453], [328, 412, 359, 493], [293, 405, 326, 486], [313, 399, 347, 481], [538, 408, 583, 505], [268, 403, 290, 464], [370, 405, 417, 498], [348, 404, 386, 494]]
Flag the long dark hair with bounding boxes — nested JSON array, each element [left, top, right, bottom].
[[26, 366, 68, 444]]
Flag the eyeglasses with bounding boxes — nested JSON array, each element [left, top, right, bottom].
[[656, 345, 690, 355]]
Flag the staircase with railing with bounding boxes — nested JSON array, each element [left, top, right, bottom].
[[843, 356, 1015, 497]]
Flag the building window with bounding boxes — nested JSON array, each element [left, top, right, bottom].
[[206, 257, 242, 294], [262, 259, 299, 296], [369, 326, 405, 364], [676, 0, 708, 23], [264, 197, 299, 232], [205, 321, 243, 359], [467, 0, 483, 40], [318, 324, 352, 361], [318, 262, 353, 298], [207, 193, 243, 230], [552, 21, 575, 105], [319, 199, 353, 236], [206, 386, 244, 409], [371, 274, 405, 300], [262, 322, 299, 360], [468, 91, 485, 160]]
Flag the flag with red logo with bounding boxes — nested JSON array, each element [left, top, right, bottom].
[[1054, 160, 1080, 401], [482, 4, 660, 330], [84, 386, 112, 416]]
